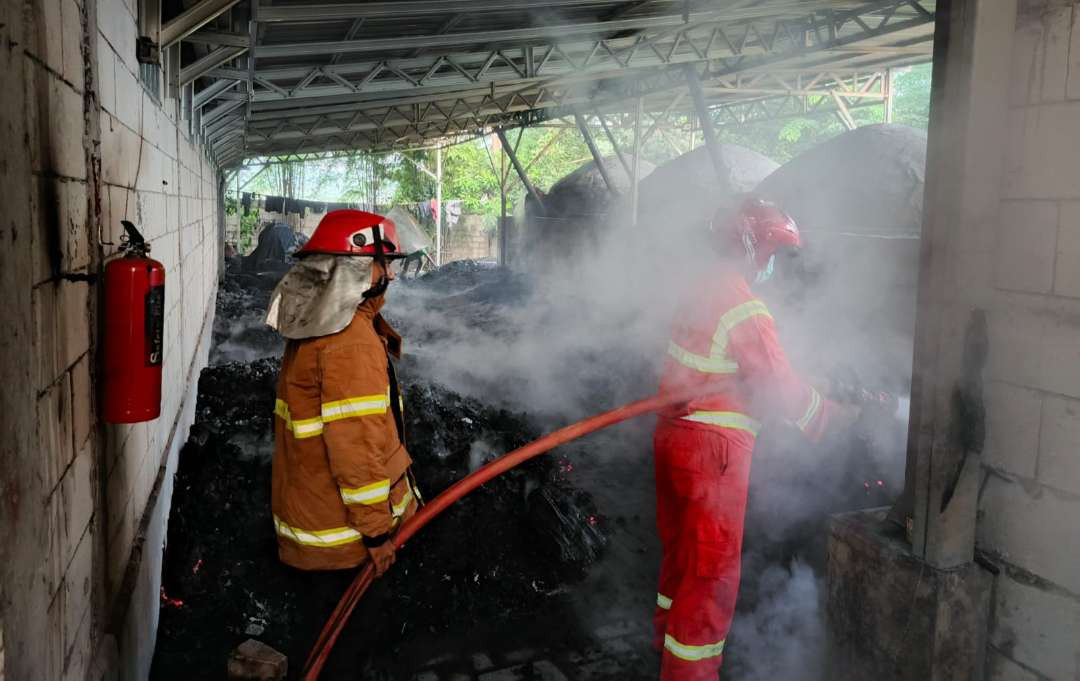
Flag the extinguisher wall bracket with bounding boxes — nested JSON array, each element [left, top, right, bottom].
[[120, 220, 152, 257]]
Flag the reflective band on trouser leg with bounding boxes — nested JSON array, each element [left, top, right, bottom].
[[663, 634, 725, 662], [667, 341, 739, 375], [795, 387, 822, 432], [340, 479, 391, 505], [273, 515, 362, 548], [321, 394, 390, 422], [274, 399, 324, 439], [657, 593, 673, 610], [679, 411, 761, 435]]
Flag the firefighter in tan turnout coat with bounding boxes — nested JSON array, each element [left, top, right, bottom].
[[266, 209, 419, 575]]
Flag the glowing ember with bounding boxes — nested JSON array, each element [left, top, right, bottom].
[[192, 559, 204, 574], [160, 587, 184, 608]]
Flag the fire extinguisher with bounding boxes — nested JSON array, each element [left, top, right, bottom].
[[103, 221, 165, 424]]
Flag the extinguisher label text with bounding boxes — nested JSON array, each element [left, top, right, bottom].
[[145, 285, 165, 366]]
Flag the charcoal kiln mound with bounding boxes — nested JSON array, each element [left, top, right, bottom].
[[152, 267, 611, 680], [544, 156, 656, 218], [636, 143, 780, 233], [755, 123, 927, 392], [518, 157, 655, 272]]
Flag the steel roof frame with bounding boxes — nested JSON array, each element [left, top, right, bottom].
[[175, 0, 935, 165]]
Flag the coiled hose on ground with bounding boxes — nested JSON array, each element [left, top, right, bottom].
[[301, 387, 714, 680]]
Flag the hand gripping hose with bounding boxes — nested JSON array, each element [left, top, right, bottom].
[[301, 387, 713, 680]]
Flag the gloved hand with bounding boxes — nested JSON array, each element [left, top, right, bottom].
[[368, 541, 396, 576]]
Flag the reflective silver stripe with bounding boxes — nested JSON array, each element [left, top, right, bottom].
[[273, 515, 362, 548], [663, 633, 725, 661], [680, 411, 761, 435], [795, 387, 822, 431], [291, 419, 324, 438], [274, 399, 324, 439], [340, 479, 391, 505], [322, 394, 389, 422], [667, 341, 739, 374], [657, 593, 673, 610]]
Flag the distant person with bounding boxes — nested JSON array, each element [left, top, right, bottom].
[[401, 248, 427, 278], [652, 198, 854, 679], [266, 210, 420, 576]]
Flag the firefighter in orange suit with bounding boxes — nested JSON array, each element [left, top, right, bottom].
[[266, 209, 419, 575], [653, 198, 840, 679]]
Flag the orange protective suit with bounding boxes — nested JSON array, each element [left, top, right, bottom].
[[271, 295, 419, 571], [653, 268, 831, 679]]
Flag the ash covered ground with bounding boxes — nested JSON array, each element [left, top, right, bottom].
[[152, 262, 625, 681], [152, 250, 901, 681]]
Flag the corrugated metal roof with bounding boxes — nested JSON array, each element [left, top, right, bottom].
[[187, 0, 936, 166]]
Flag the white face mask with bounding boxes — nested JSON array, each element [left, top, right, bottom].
[[754, 254, 776, 284]]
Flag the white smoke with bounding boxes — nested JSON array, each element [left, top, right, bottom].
[[727, 560, 826, 681]]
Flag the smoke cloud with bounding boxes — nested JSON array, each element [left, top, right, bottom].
[[380, 126, 924, 676]]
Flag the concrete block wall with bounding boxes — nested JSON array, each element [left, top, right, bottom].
[[443, 214, 496, 263], [0, 0, 221, 680], [977, 1, 1080, 679]]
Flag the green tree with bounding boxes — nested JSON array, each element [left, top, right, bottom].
[[714, 63, 932, 163]]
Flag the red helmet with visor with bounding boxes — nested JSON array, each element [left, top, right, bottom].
[[716, 197, 801, 270], [296, 209, 406, 259]]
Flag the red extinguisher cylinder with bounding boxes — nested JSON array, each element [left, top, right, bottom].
[[103, 254, 165, 424]]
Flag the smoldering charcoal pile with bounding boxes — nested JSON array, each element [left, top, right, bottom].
[[151, 265, 608, 681]]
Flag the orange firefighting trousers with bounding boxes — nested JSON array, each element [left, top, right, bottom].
[[653, 417, 755, 680]]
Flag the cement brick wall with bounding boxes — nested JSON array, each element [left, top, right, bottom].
[[977, 2, 1080, 679], [443, 214, 495, 263], [0, 0, 221, 680]]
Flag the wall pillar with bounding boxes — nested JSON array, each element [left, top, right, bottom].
[[829, 0, 1020, 678]]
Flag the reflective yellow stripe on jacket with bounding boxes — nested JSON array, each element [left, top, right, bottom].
[[719, 299, 771, 332], [680, 411, 761, 435], [340, 479, 391, 506], [274, 399, 324, 439], [392, 488, 415, 519], [273, 515, 362, 548], [667, 341, 739, 374], [322, 392, 390, 422], [275, 392, 391, 440], [657, 593, 673, 610], [667, 299, 772, 376], [664, 634, 725, 662]]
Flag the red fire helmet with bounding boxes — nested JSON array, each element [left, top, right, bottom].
[[296, 209, 406, 258], [716, 197, 801, 269]]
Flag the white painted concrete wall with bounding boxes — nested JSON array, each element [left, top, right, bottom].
[[978, 2, 1080, 679], [0, 0, 221, 679]]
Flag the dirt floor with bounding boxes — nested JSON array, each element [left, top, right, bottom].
[[151, 258, 900, 681]]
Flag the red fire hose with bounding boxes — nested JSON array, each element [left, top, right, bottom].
[[301, 388, 711, 680]]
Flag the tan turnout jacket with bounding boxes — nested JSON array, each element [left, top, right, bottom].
[[271, 295, 418, 570]]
